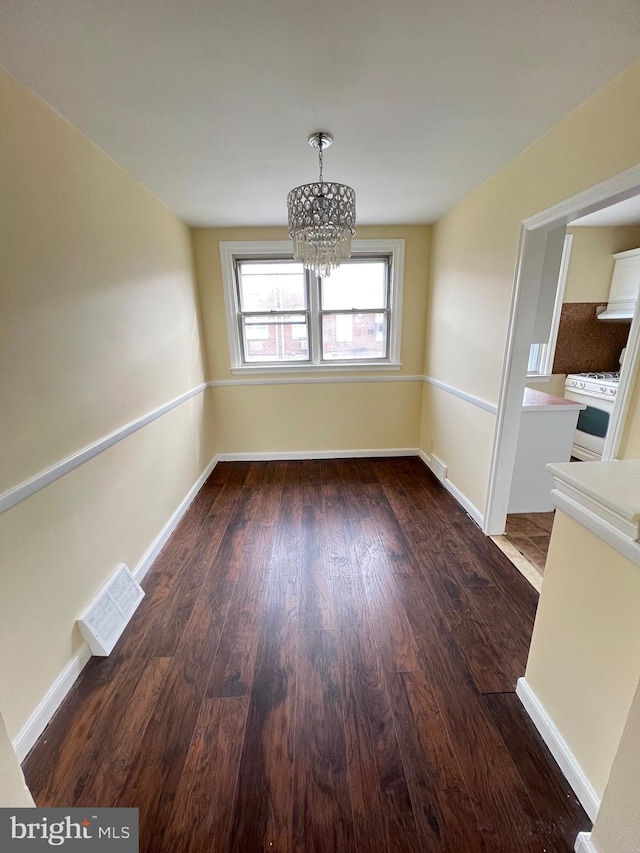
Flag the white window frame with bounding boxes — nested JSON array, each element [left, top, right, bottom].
[[527, 233, 573, 379], [219, 239, 405, 373]]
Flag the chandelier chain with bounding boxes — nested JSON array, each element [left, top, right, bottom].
[[318, 142, 323, 183]]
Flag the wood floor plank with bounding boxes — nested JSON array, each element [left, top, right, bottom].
[[334, 576, 422, 853], [360, 487, 421, 575], [299, 499, 337, 630], [351, 456, 380, 484], [227, 579, 299, 852], [353, 517, 422, 673], [162, 696, 249, 853], [321, 480, 359, 579], [452, 520, 538, 631], [206, 524, 279, 698], [267, 481, 305, 581], [161, 697, 248, 853], [292, 630, 355, 853], [432, 548, 494, 589], [378, 478, 439, 546], [74, 657, 171, 806], [423, 552, 530, 693], [116, 576, 235, 849], [388, 670, 488, 852], [135, 509, 236, 658]]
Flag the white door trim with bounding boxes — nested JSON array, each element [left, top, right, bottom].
[[484, 163, 640, 535], [603, 299, 640, 459]]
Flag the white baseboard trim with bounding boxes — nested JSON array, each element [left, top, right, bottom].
[[442, 477, 484, 528], [417, 449, 485, 528], [516, 678, 600, 821], [574, 832, 598, 853], [12, 644, 93, 763], [216, 448, 419, 462], [132, 454, 219, 583], [12, 454, 219, 763]]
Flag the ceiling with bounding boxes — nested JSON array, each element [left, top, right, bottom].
[[2, 1, 639, 227]]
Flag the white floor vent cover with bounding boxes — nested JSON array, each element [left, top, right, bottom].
[[429, 454, 448, 483], [77, 563, 144, 656]]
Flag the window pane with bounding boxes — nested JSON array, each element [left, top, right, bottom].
[[321, 260, 388, 310], [242, 314, 309, 362], [322, 313, 387, 360], [528, 343, 542, 373], [238, 261, 306, 311]]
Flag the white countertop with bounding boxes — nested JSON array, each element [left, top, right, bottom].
[[547, 460, 640, 525], [546, 460, 640, 564], [523, 388, 585, 411]]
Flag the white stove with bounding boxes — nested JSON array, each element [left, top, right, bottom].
[[564, 372, 620, 460], [565, 372, 619, 399]]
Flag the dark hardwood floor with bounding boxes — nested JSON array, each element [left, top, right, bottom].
[[23, 458, 591, 852]]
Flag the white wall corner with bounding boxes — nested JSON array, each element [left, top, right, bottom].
[[516, 678, 601, 821], [574, 832, 599, 853]]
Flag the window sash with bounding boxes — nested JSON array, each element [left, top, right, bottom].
[[319, 257, 390, 312], [238, 311, 311, 364], [234, 255, 393, 366], [319, 308, 391, 362]]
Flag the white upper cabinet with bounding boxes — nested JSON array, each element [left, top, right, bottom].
[[598, 247, 640, 321]]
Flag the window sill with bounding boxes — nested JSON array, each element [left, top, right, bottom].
[[230, 361, 403, 375], [526, 374, 553, 383]]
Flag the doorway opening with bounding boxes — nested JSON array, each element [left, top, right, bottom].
[[484, 164, 640, 579]]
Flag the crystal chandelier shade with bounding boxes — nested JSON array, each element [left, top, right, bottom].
[[287, 133, 356, 277]]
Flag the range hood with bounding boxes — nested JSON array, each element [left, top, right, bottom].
[[597, 248, 639, 322]]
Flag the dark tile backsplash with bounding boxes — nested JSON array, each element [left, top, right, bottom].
[[552, 303, 630, 375]]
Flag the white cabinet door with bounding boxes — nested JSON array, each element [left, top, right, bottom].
[[610, 248, 640, 310]]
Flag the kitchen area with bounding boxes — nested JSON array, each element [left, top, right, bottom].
[[500, 210, 640, 582]]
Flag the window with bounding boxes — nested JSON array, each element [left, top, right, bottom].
[[527, 234, 572, 378], [220, 240, 404, 371]]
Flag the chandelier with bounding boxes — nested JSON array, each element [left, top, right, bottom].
[[287, 132, 356, 277]]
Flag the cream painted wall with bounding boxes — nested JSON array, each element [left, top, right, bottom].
[[525, 511, 640, 799], [0, 69, 211, 738], [192, 226, 430, 454], [1, 67, 207, 493], [564, 225, 640, 304], [422, 59, 640, 513], [590, 678, 640, 853], [0, 713, 34, 807], [419, 385, 495, 513], [209, 381, 422, 454]]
